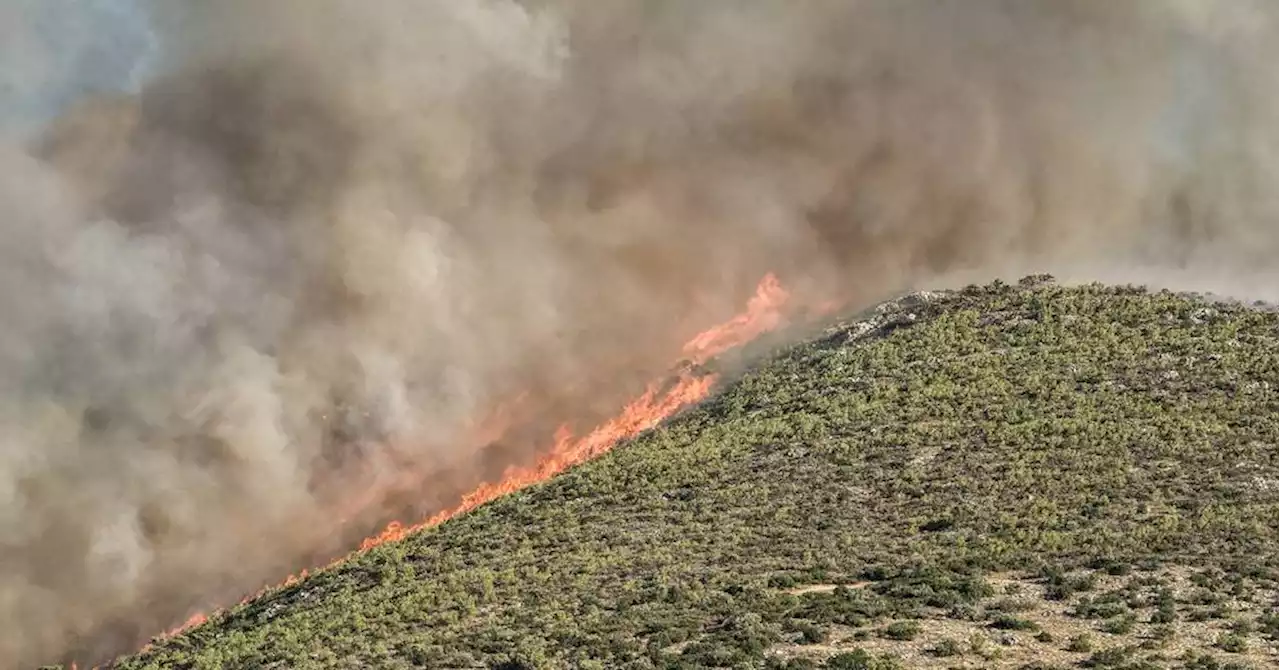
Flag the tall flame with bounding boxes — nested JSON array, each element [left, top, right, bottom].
[[682, 272, 789, 363], [144, 272, 793, 653]]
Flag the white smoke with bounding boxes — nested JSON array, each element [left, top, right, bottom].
[[0, 1, 1274, 665]]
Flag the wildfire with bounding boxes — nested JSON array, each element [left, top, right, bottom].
[[145, 272, 795, 654], [682, 272, 789, 362]]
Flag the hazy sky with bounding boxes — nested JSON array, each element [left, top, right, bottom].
[[1, 0, 155, 135], [0, 0, 1236, 166]]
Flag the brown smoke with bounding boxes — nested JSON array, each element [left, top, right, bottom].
[[3, 0, 1275, 666]]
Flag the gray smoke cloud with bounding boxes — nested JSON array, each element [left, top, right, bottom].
[[1, 0, 1275, 666]]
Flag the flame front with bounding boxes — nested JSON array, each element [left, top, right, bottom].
[[360, 272, 789, 548], [148, 272, 794, 650], [682, 272, 789, 363]]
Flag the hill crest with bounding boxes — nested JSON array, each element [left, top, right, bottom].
[[105, 278, 1279, 670]]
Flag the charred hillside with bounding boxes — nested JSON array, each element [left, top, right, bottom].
[[105, 279, 1278, 670]]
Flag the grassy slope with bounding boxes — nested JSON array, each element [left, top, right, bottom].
[[112, 278, 1278, 670]]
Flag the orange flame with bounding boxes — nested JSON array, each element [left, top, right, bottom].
[[143, 272, 794, 653], [682, 272, 789, 362], [360, 273, 789, 548]]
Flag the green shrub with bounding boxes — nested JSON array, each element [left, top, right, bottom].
[[770, 657, 820, 670], [1215, 634, 1247, 653], [1067, 633, 1095, 653], [1179, 651, 1253, 670], [1257, 611, 1279, 641], [1084, 646, 1133, 668], [990, 597, 1037, 613], [796, 623, 829, 644], [1150, 625, 1175, 645], [1100, 614, 1136, 635], [825, 649, 900, 670], [880, 621, 920, 641], [1150, 606, 1177, 624], [927, 638, 963, 657], [990, 614, 1039, 631]]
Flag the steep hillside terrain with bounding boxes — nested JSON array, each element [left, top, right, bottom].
[[107, 278, 1278, 670]]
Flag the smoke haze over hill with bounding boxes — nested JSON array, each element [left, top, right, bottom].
[[0, 1, 1274, 665]]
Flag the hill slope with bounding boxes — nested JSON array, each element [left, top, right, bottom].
[[111, 279, 1278, 670]]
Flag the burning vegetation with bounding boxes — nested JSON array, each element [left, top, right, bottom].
[[143, 270, 801, 651], [111, 279, 1279, 669], [0, 2, 1274, 668]]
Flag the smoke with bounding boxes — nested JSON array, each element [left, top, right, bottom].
[[1, 0, 1275, 665]]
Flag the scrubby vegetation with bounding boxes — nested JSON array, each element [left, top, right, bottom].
[[107, 278, 1278, 669]]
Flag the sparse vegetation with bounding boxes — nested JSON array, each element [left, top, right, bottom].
[[926, 637, 963, 657], [1215, 634, 1247, 654], [991, 614, 1040, 632], [881, 621, 921, 641], [1101, 614, 1139, 635], [107, 279, 1278, 669], [1069, 633, 1098, 653], [824, 649, 901, 670]]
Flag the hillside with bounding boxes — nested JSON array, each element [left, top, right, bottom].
[[107, 278, 1278, 670]]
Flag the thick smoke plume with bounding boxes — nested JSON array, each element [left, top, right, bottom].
[[2, 1, 1275, 665]]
